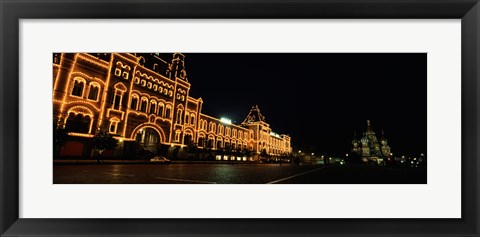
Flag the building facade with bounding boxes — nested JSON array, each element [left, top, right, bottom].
[[351, 120, 392, 164], [53, 53, 291, 159]]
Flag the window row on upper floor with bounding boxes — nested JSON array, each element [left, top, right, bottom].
[[129, 94, 174, 119], [198, 119, 251, 140], [70, 77, 101, 102], [133, 77, 175, 98]]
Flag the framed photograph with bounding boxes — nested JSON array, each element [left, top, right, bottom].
[[1, 0, 479, 236]]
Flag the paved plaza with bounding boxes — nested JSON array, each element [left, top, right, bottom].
[[53, 163, 427, 184]]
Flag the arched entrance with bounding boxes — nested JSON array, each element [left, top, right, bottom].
[[135, 127, 160, 152], [184, 133, 193, 146]]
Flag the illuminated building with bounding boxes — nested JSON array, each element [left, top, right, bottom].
[[53, 53, 292, 159], [351, 120, 392, 164]]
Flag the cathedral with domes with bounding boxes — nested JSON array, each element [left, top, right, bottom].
[[351, 120, 392, 164]]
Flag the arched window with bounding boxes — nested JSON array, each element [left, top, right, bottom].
[[87, 83, 100, 101], [185, 112, 190, 124], [207, 137, 214, 148], [71, 78, 85, 97], [139, 57, 145, 66], [130, 95, 138, 110], [153, 63, 159, 72], [149, 100, 156, 114], [218, 125, 224, 135], [198, 136, 205, 147], [226, 127, 231, 137], [65, 112, 91, 134], [140, 98, 148, 112], [176, 109, 183, 124], [157, 103, 164, 117], [165, 105, 172, 118], [191, 114, 195, 125], [109, 118, 120, 134], [112, 83, 127, 110]]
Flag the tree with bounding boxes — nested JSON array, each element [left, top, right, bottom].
[[244, 148, 252, 161], [260, 149, 269, 162], [187, 142, 200, 160], [53, 124, 68, 159], [92, 130, 118, 164]]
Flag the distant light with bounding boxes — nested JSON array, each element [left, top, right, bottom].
[[311, 153, 314, 156], [298, 150, 302, 153], [345, 153, 349, 157], [119, 138, 124, 142], [220, 117, 232, 124]]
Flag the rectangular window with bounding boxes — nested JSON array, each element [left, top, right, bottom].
[[109, 122, 118, 133], [113, 94, 121, 110]]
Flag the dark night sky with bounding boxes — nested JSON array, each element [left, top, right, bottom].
[[180, 53, 426, 157]]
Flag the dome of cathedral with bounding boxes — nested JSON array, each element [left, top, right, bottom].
[[361, 136, 369, 144]]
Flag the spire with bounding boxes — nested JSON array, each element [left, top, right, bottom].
[[169, 53, 187, 81], [242, 105, 266, 124], [366, 120, 372, 132]]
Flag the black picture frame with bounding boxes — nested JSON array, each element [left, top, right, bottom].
[[1, 0, 479, 236]]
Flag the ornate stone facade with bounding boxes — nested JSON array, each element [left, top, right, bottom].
[[53, 53, 291, 159], [351, 120, 392, 164]]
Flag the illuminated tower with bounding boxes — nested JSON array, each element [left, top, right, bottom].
[[380, 130, 392, 158], [169, 53, 187, 81], [351, 131, 361, 155], [242, 105, 270, 153]]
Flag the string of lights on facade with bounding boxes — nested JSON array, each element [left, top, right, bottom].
[[53, 53, 292, 161]]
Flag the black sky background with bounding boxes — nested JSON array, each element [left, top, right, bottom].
[[179, 53, 426, 157]]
